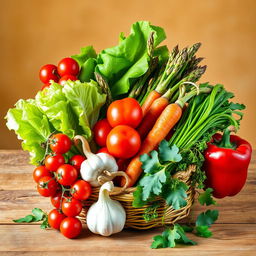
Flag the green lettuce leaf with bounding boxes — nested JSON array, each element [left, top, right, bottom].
[[6, 80, 106, 164], [6, 99, 52, 164], [96, 21, 166, 97], [62, 80, 106, 129], [71, 46, 97, 82]]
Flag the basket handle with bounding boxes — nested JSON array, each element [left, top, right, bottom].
[[97, 170, 130, 195]]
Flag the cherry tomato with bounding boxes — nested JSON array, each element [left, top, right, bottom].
[[106, 125, 141, 159], [50, 191, 62, 208], [107, 98, 143, 128], [37, 176, 58, 197], [61, 197, 82, 217], [41, 82, 51, 91], [48, 209, 66, 230], [50, 133, 72, 154], [93, 119, 112, 147], [39, 64, 59, 84], [33, 165, 51, 183], [56, 164, 78, 186], [59, 74, 77, 86], [96, 147, 111, 154], [60, 217, 82, 239], [71, 180, 92, 201], [45, 154, 65, 172], [69, 155, 86, 171], [57, 58, 80, 77]]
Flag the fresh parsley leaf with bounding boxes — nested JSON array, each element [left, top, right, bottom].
[[140, 150, 163, 174], [176, 224, 197, 245], [151, 224, 196, 249], [13, 215, 35, 223], [13, 208, 47, 224], [180, 225, 194, 233], [195, 226, 212, 238], [158, 140, 182, 163], [162, 180, 188, 210], [198, 188, 217, 206], [196, 210, 219, 227], [32, 208, 45, 221], [151, 235, 167, 248], [132, 186, 146, 208], [40, 218, 50, 229], [139, 170, 167, 201]]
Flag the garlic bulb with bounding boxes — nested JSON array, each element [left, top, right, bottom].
[[74, 135, 118, 187], [86, 181, 126, 236]]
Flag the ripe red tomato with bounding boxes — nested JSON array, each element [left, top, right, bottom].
[[39, 64, 59, 83], [48, 209, 66, 230], [50, 191, 62, 208], [60, 217, 82, 239], [61, 197, 82, 217], [45, 154, 65, 172], [93, 119, 112, 147], [59, 74, 77, 86], [33, 165, 51, 183], [57, 58, 80, 77], [96, 147, 111, 154], [69, 155, 86, 171], [37, 176, 58, 197], [71, 180, 92, 201], [56, 164, 78, 186], [106, 125, 141, 158], [107, 98, 143, 128], [50, 133, 72, 154]]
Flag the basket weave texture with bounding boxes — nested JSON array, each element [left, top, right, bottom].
[[79, 165, 196, 230]]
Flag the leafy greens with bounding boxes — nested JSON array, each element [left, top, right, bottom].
[[6, 80, 106, 164]]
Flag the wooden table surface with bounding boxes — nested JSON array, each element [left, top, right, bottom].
[[0, 150, 255, 255]]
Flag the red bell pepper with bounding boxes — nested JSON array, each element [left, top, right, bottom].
[[203, 129, 252, 198]]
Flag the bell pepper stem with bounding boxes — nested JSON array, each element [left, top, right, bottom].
[[217, 128, 236, 149]]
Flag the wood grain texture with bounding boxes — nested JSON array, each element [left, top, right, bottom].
[[0, 224, 255, 255], [0, 150, 255, 255]]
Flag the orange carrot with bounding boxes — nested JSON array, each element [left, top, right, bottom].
[[122, 103, 182, 187], [137, 96, 169, 140], [141, 90, 161, 116]]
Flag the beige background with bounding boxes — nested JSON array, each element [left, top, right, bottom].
[[0, 0, 255, 149]]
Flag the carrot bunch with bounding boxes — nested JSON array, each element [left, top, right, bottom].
[[122, 43, 208, 187]]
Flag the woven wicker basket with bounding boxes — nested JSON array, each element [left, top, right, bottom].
[[79, 165, 196, 230]]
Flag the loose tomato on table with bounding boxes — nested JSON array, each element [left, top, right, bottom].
[[61, 197, 82, 217], [93, 119, 112, 146], [37, 176, 58, 197], [48, 209, 66, 230], [39, 64, 59, 84], [50, 133, 72, 154], [106, 125, 141, 159], [60, 217, 82, 239], [71, 180, 92, 201], [69, 155, 86, 171], [57, 57, 80, 77], [56, 164, 78, 186], [33, 165, 52, 183], [45, 154, 65, 171], [107, 98, 143, 128]]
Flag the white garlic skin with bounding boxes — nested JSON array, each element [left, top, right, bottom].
[[86, 181, 126, 236]]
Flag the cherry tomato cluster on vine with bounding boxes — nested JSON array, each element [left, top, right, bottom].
[[93, 98, 143, 160], [39, 57, 80, 90], [32, 133, 92, 238]]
